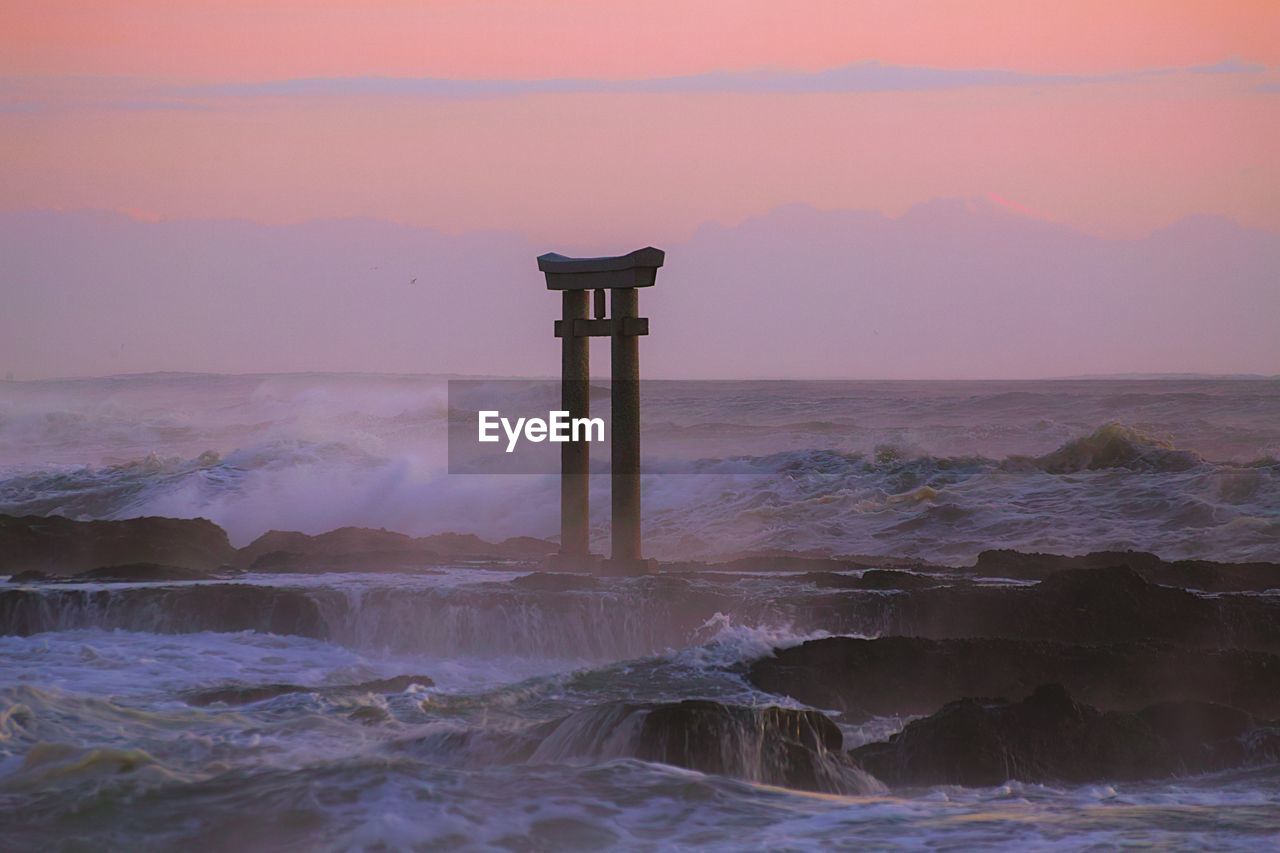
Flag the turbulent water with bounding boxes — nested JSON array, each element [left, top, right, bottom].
[[2, 374, 1280, 849], [1, 373, 1277, 561]]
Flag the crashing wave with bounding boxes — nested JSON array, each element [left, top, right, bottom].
[[0, 422, 1276, 564], [1027, 423, 1204, 474]]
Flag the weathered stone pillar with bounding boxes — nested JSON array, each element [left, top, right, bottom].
[[610, 286, 641, 564], [538, 247, 664, 575], [560, 289, 591, 558]]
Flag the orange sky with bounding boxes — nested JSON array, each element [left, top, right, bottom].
[[1, 1, 1277, 243]]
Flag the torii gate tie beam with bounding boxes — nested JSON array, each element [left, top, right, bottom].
[[538, 247, 665, 575]]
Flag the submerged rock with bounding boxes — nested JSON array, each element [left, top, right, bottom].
[[797, 568, 953, 591], [185, 674, 434, 706], [636, 700, 852, 793], [661, 553, 931, 575], [749, 636, 1280, 721], [6, 570, 51, 584], [508, 572, 602, 592], [238, 526, 556, 571], [825, 566, 1280, 652], [348, 706, 391, 725], [9, 562, 218, 584], [532, 699, 881, 795], [0, 514, 235, 576], [71, 563, 215, 582], [973, 549, 1280, 593], [850, 684, 1280, 787], [246, 549, 441, 573], [185, 683, 311, 706], [348, 675, 435, 693]]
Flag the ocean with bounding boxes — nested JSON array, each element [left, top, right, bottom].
[[1, 373, 1278, 849]]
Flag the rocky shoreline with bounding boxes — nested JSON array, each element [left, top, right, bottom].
[[7, 512, 1280, 586], [4, 512, 1280, 792], [850, 684, 1280, 787]]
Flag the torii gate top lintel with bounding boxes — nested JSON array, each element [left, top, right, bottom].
[[537, 247, 664, 290]]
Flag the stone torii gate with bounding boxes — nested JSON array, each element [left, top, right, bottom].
[[538, 247, 664, 575]]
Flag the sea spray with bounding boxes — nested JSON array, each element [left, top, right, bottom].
[[3, 375, 1279, 563]]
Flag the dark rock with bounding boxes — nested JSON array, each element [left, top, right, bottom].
[[185, 683, 310, 706], [636, 700, 849, 793], [496, 536, 562, 560], [237, 527, 413, 567], [850, 684, 1280, 787], [185, 674, 434, 706], [241, 527, 440, 572], [237, 527, 556, 571], [667, 547, 1277, 594], [953, 566, 1219, 644], [830, 566, 1280, 652], [856, 569, 951, 590], [416, 532, 556, 562], [661, 552, 933, 574], [349, 706, 391, 725], [350, 675, 434, 693], [973, 549, 1158, 581], [1140, 701, 1256, 760], [973, 549, 1280, 593], [709, 555, 865, 573], [749, 636, 1280, 721], [509, 572, 601, 592], [0, 514, 235, 576], [71, 563, 214, 582], [246, 549, 442, 573], [536, 699, 879, 794], [6, 570, 51, 584], [798, 569, 951, 591]]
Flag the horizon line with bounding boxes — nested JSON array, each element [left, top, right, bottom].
[[5, 370, 1276, 384]]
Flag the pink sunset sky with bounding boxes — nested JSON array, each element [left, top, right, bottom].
[[3, 0, 1278, 242], [0, 1, 1277, 378]]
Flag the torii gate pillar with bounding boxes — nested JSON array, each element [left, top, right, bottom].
[[538, 247, 664, 575]]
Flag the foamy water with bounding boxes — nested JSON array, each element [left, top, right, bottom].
[[3, 570, 1279, 849], [2, 375, 1280, 848], [1, 373, 1277, 562]]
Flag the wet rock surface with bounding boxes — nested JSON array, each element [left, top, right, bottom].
[[185, 674, 435, 706], [662, 553, 929, 575], [533, 699, 879, 795], [748, 636, 1280, 721], [972, 549, 1280, 592], [238, 527, 556, 571], [6, 570, 52, 584], [507, 572, 602, 592], [828, 566, 1280, 652], [68, 563, 216, 583], [5, 513, 1279, 801], [635, 700, 853, 793], [0, 514, 235, 576], [850, 684, 1280, 787], [797, 569, 955, 590]]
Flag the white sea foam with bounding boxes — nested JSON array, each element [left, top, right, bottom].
[[3, 374, 1280, 847], [3, 374, 1279, 563]]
